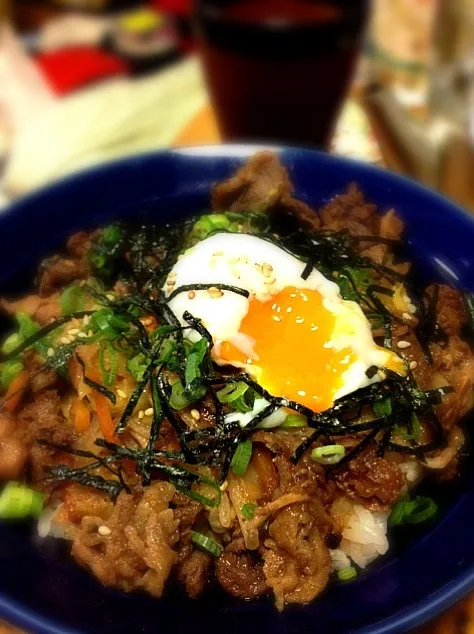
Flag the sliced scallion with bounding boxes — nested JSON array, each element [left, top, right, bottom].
[[0, 360, 24, 390], [338, 567, 357, 582], [230, 440, 253, 476], [373, 397, 392, 418], [60, 286, 85, 315], [191, 531, 223, 557], [0, 483, 44, 520], [169, 379, 191, 410], [241, 502, 257, 520], [389, 495, 437, 526], [311, 444, 345, 465], [216, 382, 248, 404], [281, 414, 307, 428], [1, 333, 21, 356]]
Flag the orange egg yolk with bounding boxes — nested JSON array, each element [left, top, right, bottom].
[[218, 286, 355, 413]]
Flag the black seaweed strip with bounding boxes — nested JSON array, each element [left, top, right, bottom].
[[301, 260, 313, 281], [167, 284, 250, 302], [76, 355, 117, 404]]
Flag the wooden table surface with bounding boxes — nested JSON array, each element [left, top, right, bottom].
[[1, 104, 471, 634]]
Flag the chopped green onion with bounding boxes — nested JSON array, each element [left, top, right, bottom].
[[281, 414, 307, 428], [169, 379, 191, 410], [241, 502, 257, 520], [60, 286, 85, 315], [373, 397, 392, 418], [0, 360, 24, 390], [16, 313, 39, 340], [338, 567, 358, 582], [389, 495, 437, 526], [0, 483, 44, 520], [90, 308, 128, 339], [103, 225, 122, 244], [395, 412, 421, 441], [127, 352, 148, 381], [1, 313, 41, 357], [216, 382, 248, 404], [98, 342, 118, 387], [311, 444, 346, 465], [185, 338, 208, 387], [191, 531, 223, 557], [1, 333, 21, 355], [217, 384, 257, 413], [230, 440, 253, 476]]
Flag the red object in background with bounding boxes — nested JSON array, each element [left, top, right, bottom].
[[35, 47, 129, 95], [152, 0, 192, 17]]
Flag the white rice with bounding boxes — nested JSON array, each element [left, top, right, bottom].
[[332, 499, 389, 569], [37, 502, 71, 539], [399, 459, 422, 485], [329, 548, 352, 571]]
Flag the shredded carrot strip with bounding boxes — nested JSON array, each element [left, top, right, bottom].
[[92, 391, 118, 443], [72, 397, 91, 433], [1, 370, 29, 413]]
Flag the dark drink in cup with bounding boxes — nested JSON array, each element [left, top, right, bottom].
[[196, 0, 369, 149]]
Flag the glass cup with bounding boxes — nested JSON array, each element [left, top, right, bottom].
[[196, 0, 370, 149]]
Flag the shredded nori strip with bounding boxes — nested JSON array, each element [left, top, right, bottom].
[[167, 284, 250, 302], [301, 259, 313, 281], [76, 354, 117, 405]]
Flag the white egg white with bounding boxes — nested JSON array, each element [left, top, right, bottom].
[[163, 233, 403, 426]]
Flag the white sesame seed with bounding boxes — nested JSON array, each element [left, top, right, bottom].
[[60, 336, 70, 345], [98, 525, 111, 536], [168, 272, 177, 279], [402, 312, 412, 320], [264, 277, 276, 285], [79, 280, 86, 287], [87, 330, 94, 337], [145, 407, 154, 416], [117, 389, 127, 399], [254, 263, 263, 273], [397, 340, 412, 349], [378, 370, 387, 380], [263, 262, 273, 272], [408, 303, 417, 313], [298, 390, 306, 397], [138, 410, 144, 420], [296, 317, 304, 324], [47, 347, 55, 357], [188, 291, 196, 299], [190, 409, 201, 421], [409, 361, 418, 370], [67, 335, 76, 343], [208, 287, 223, 299], [219, 480, 228, 492], [272, 316, 281, 322], [106, 294, 115, 302], [77, 331, 88, 338], [82, 315, 90, 326], [67, 328, 80, 335]]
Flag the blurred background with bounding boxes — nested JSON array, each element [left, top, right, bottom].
[[1, 0, 473, 212], [0, 1, 474, 633]]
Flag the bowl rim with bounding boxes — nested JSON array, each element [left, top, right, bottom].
[[1, 143, 474, 634]]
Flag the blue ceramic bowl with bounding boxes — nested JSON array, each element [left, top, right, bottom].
[[1, 146, 474, 634]]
